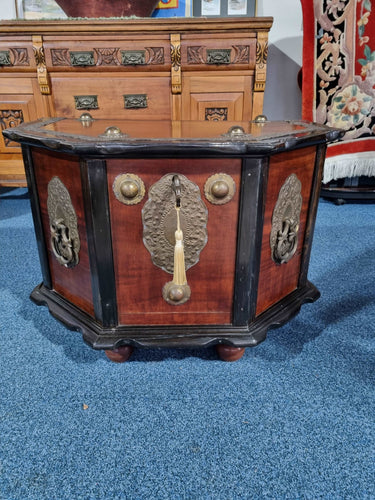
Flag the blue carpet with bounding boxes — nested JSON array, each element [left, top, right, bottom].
[[1, 187, 374, 499]]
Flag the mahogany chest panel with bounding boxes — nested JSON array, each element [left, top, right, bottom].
[[256, 146, 317, 316], [107, 157, 241, 326], [2, 117, 342, 359], [30, 148, 95, 317]]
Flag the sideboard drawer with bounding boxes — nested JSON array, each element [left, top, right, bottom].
[[181, 37, 257, 71], [0, 38, 35, 70], [44, 37, 170, 71], [50, 75, 171, 120]]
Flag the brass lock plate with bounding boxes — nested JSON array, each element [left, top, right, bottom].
[[142, 173, 208, 274]]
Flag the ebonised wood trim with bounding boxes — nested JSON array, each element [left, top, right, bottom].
[[80, 159, 118, 327], [233, 156, 268, 326], [30, 281, 319, 350], [299, 143, 326, 286], [21, 145, 52, 289]]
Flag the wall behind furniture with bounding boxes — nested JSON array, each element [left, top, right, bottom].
[[1, 0, 303, 120], [257, 0, 303, 120]]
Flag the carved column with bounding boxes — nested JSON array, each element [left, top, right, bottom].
[[170, 34, 182, 120], [252, 32, 269, 120], [32, 35, 51, 95]]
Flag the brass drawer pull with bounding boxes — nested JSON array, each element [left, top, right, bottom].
[[121, 50, 146, 65], [206, 49, 231, 65], [124, 94, 148, 109], [0, 50, 11, 66], [74, 95, 98, 110], [69, 51, 95, 66]]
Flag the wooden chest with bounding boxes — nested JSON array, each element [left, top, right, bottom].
[[3, 116, 342, 361], [0, 17, 272, 186]]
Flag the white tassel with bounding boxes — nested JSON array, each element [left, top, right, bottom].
[[172, 208, 187, 286]]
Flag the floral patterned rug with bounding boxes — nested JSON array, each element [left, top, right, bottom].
[[301, 0, 375, 182]]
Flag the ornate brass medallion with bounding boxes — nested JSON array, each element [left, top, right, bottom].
[[47, 177, 80, 268], [270, 173, 302, 265], [142, 174, 208, 304]]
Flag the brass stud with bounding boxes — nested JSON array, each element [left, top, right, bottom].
[[168, 286, 185, 302], [79, 112, 94, 126], [211, 180, 230, 199], [204, 173, 236, 205], [104, 126, 122, 137], [162, 282, 191, 305], [120, 180, 139, 199], [254, 114, 268, 123], [113, 174, 145, 205], [227, 125, 245, 135]]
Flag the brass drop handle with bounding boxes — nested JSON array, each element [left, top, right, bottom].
[[162, 175, 191, 305]]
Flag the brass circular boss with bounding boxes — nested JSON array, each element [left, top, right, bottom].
[[204, 173, 236, 205], [113, 173, 145, 205]]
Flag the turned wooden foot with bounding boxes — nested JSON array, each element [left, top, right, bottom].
[[105, 345, 134, 363], [216, 345, 245, 362]]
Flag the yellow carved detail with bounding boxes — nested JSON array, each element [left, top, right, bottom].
[[32, 35, 50, 95]]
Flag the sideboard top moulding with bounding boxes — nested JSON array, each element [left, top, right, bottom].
[[0, 17, 274, 35]]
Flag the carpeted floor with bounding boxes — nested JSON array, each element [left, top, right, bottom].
[[1, 187, 374, 499]]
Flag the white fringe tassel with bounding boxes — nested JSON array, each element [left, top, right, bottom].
[[323, 152, 375, 184]]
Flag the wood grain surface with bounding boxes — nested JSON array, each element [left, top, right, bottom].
[[107, 158, 241, 325], [256, 146, 317, 316], [31, 148, 94, 316]]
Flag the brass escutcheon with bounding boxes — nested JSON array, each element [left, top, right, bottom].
[[142, 173, 208, 275], [204, 173, 236, 205], [113, 173, 145, 205]]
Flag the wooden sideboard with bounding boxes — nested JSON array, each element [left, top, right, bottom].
[[0, 17, 272, 186]]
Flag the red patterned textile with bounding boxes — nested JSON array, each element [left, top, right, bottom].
[[301, 0, 375, 182]]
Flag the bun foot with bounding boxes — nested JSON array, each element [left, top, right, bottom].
[[105, 345, 134, 363], [216, 345, 245, 362]]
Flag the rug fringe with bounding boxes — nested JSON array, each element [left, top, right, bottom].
[[323, 153, 375, 183]]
